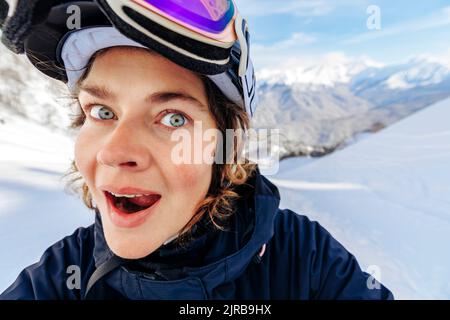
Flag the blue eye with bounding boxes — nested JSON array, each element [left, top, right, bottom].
[[161, 112, 187, 128], [90, 105, 115, 120]]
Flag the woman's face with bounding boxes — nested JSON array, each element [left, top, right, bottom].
[[75, 47, 217, 259]]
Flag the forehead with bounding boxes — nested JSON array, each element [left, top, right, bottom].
[[80, 47, 208, 104]]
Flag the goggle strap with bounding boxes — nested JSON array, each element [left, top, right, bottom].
[[235, 12, 249, 77], [242, 58, 257, 117], [234, 13, 256, 116], [5, 0, 18, 18]]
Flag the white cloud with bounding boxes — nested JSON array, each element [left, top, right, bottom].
[[236, 0, 333, 17], [251, 32, 317, 69], [437, 50, 450, 68], [254, 50, 385, 76], [273, 32, 317, 48], [404, 51, 450, 69], [343, 5, 450, 45], [255, 51, 388, 86], [265, 51, 382, 70]]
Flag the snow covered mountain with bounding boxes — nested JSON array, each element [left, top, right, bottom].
[[254, 55, 450, 158]]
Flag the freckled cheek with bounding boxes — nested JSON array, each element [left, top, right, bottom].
[[160, 128, 216, 196], [166, 163, 212, 196]]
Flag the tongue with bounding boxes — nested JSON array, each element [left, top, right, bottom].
[[128, 194, 161, 207]]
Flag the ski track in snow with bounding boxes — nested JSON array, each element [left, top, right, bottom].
[[269, 179, 368, 190]]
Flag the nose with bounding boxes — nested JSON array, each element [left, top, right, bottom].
[[96, 120, 153, 171]]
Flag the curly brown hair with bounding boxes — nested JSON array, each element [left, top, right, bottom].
[[63, 47, 257, 244]]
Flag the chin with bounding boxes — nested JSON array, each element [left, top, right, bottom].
[[104, 232, 161, 260]]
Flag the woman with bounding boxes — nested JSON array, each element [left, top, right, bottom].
[[0, 0, 393, 300]]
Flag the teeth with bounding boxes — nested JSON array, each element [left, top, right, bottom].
[[108, 191, 148, 198]]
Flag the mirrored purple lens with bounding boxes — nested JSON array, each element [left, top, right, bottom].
[[139, 0, 235, 34]]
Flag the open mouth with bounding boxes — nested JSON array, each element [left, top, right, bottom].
[[104, 191, 161, 214]]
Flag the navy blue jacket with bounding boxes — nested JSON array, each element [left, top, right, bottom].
[[0, 171, 393, 300]]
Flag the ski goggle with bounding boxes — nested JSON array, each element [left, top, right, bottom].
[[95, 0, 250, 76], [131, 0, 237, 41]]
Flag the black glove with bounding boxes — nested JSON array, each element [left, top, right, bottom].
[[0, 0, 70, 54], [0, 1, 8, 27]]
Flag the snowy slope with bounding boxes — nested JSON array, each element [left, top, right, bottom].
[[270, 97, 450, 299], [0, 116, 93, 292]]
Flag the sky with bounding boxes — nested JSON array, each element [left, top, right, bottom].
[[235, 0, 450, 69]]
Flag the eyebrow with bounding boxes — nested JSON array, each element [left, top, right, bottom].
[[79, 84, 208, 112]]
